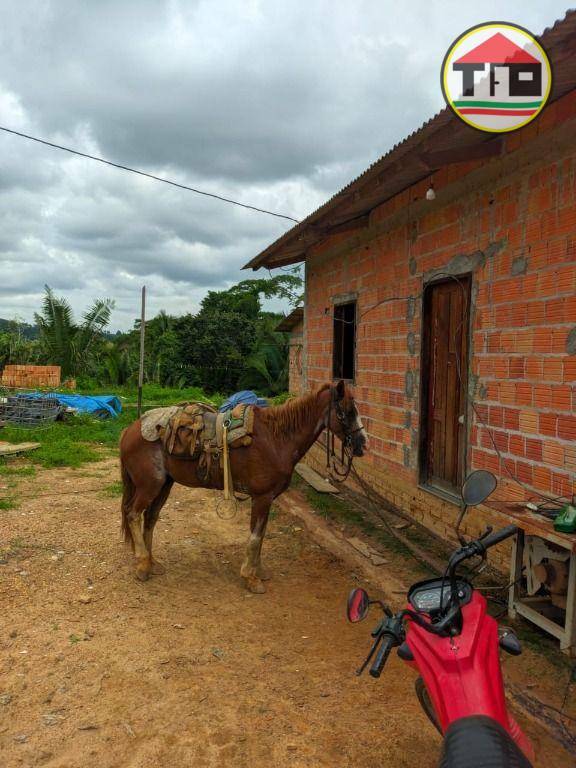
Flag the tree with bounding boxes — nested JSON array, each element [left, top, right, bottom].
[[175, 275, 302, 394], [176, 311, 256, 393], [0, 328, 40, 369], [140, 311, 185, 386], [200, 275, 302, 319], [34, 286, 114, 378], [238, 314, 289, 395], [100, 340, 134, 386]]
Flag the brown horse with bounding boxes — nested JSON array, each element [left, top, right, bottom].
[[119, 381, 367, 593]]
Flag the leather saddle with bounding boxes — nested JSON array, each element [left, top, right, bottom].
[[141, 401, 254, 461]]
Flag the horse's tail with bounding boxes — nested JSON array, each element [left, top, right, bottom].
[[120, 431, 135, 548]]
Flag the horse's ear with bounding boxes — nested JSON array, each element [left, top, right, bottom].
[[334, 380, 346, 401]]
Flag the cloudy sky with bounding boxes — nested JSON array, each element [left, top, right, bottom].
[[0, 1, 569, 329]]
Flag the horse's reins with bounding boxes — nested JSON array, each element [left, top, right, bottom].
[[324, 394, 361, 483], [222, 418, 232, 501]]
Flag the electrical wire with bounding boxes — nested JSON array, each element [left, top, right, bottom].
[[335, 295, 412, 324], [279, 294, 418, 327], [0, 125, 300, 223]]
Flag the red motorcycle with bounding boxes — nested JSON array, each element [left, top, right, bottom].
[[347, 470, 535, 768]]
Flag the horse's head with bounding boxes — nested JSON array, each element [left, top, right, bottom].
[[327, 380, 368, 457]]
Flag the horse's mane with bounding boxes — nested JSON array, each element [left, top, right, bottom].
[[259, 385, 330, 439]]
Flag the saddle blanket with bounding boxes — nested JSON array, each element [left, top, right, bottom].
[[140, 401, 254, 458]]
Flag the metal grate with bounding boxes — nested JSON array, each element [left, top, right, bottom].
[[0, 387, 63, 428]]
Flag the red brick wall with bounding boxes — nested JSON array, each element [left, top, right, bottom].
[[288, 320, 304, 396], [303, 89, 576, 565]]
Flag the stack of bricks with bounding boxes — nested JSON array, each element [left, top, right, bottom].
[[298, 85, 576, 571], [0, 365, 61, 389]]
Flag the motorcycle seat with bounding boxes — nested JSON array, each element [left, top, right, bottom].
[[438, 715, 533, 768]]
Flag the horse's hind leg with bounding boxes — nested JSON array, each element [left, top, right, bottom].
[[127, 488, 163, 581], [143, 478, 174, 575], [240, 494, 272, 594], [120, 428, 168, 581]]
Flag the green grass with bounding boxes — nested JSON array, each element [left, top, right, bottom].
[[78, 382, 226, 408], [100, 481, 124, 498], [0, 463, 36, 477], [0, 411, 133, 468], [77, 382, 290, 407], [291, 475, 432, 575], [303, 482, 370, 528], [0, 496, 18, 510]]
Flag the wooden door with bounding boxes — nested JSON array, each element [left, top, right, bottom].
[[421, 277, 470, 493]]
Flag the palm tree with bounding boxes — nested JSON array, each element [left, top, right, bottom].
[[101, 341, 135, 386], [35, 286, 114, 378], [239, 314, 290, 395]]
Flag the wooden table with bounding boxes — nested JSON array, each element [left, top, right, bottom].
[[491, 503, 576, 655]]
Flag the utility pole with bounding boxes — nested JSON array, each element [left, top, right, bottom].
[[137, 286, 146, 418]]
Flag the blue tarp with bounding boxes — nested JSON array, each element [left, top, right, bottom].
[[22, 392, 122, 419], [219, 390, 268, 412]]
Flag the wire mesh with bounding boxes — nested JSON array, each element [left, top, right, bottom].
[[0, 386, 64, 428]]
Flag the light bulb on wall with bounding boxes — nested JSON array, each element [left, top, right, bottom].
[[426, 182, 436, 201]]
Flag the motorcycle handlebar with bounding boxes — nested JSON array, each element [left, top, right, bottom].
[[360, 525, 519, 675], [369, 635, 395, 679], [478, 524, 518, 551]]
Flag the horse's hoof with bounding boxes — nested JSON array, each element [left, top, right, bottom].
[[135, 558, 151, 581], [257, 568, 271, 582], [150, 560, 166, 575], [245, 577, 266, 594], [135, 568, 150, 582]]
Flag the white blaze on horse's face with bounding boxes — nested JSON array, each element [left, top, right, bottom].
[[351, 405, 368, 456]]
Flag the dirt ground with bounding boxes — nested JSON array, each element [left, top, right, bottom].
[[0, 458, 573, 767]]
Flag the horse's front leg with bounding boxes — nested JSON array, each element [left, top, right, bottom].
[[240, 494, 272, 594]]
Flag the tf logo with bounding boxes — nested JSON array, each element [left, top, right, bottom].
[[442, 22, 552, 133]]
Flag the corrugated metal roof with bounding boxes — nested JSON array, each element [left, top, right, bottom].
[[274, 306, 304, 332], [245, 10, 576, 270]]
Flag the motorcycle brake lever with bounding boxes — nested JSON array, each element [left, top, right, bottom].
[[478, 526, 494, 540], [357, 615, 403, 676], [369, 599, 394, 617], [371, 618, 387, 638], [355, 632, 384, 676]]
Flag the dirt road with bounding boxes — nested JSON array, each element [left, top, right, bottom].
[[0, 458, 572, 767]]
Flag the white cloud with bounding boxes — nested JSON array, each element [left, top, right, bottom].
[[0, 0, 568, 328]]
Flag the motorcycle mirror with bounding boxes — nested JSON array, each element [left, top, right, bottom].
[[461, 470, 497, 507], [455, 471, 497, 544], [347, 588, 370, 623]]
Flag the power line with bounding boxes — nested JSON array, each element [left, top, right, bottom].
[[0, 125, 300, 224]]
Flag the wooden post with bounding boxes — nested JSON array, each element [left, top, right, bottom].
[[137, 286, 146, 418]]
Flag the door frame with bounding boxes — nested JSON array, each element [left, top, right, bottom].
[[418, 273, 472, 501]]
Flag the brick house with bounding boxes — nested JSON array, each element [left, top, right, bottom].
[[275, 307, 304, 395], [246, 13, 576, 575]]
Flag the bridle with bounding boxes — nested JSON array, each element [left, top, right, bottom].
[[324, 392, 363, 483]]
